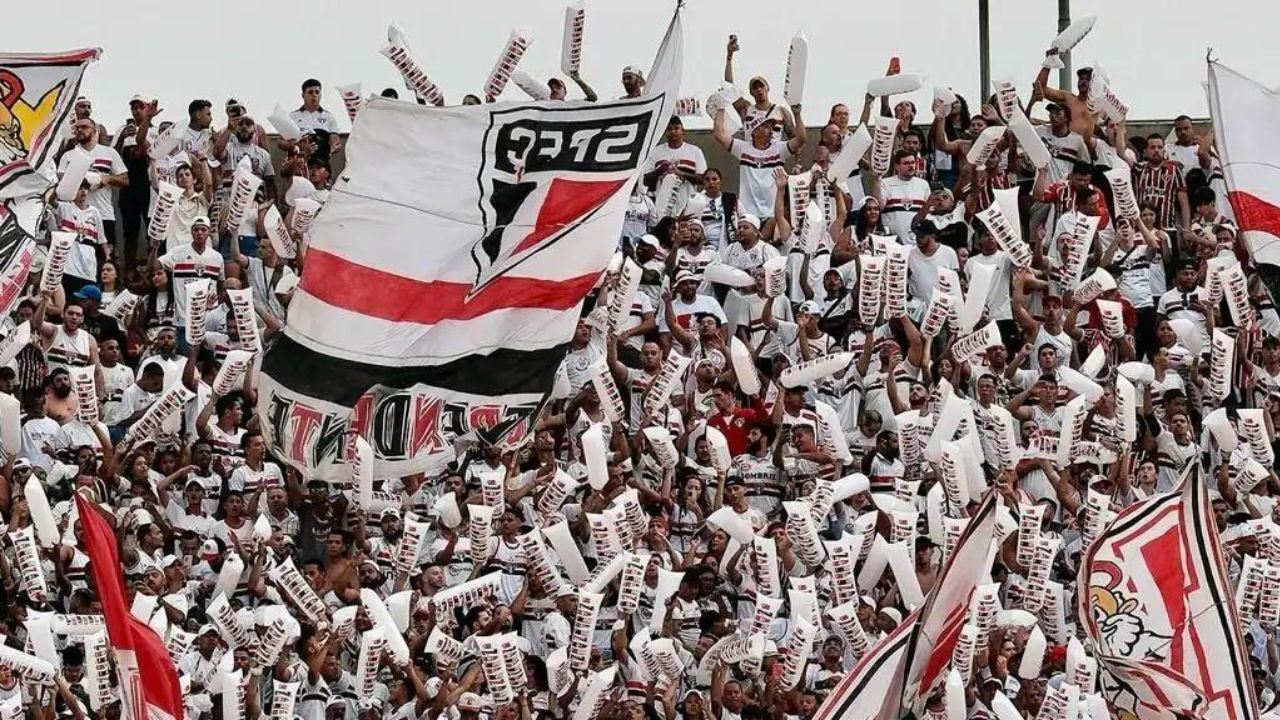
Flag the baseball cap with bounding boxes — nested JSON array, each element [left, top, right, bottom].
[[380, 507, 401, 521], [457, 693, 485, 712], [797, 300, 821, 316], [637, 233, 661, 248], [200, 539, 221, 560], [128, 94, 152, 106], [191, 215, 211, 229], [554, 585, 577, 599], [879, 607, 903, 626], [621, 66, 644, 80], [737, 213, 761, 230], [674, 270, 698, 285], [73, 285, 102, 302], [749, 76, 769, 90], [681, 193, 708, 219]]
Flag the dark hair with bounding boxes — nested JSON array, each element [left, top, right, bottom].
[[704, 168, 722, 181], [1174, 114, 1193, 124], [1070, 161, 1094, 176], [970, 215, 990, 238], [943, 94, 972, 140], [215, 393, 243, 418], [62, 645, 85, 666], [891, 149, 914, 165], [140, 362, 165, 379], [1137, 201, 1159, 214], [1191, 186, 1217, 207], [145, 264, 174, 320], [712, 380, 736, 395], [187, 99, 212, 116], [380, 88, 399, 99], [239, 430, 263, 450], [301, 78, 322, 92]]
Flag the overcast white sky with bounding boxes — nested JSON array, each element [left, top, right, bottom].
[[10, 0, 1280, 133]]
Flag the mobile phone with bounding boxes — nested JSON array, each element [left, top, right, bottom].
[[888, 57, 901, 74]]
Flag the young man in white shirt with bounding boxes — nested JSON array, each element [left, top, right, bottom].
[[1035, 102, 1091, 184], [286, 79, 343, 152], [722, 214, 779, 273], [906, 220, 959, 304], [56, 118, 128, 244], [711, 105, 805, 230], [871, 150, 931, 245], [156, 216, 224, 346], [52, 182, 106, 295], [966, 220, 1015, 345], [658, 271, 726, 354], [644, 115, 706, 193]]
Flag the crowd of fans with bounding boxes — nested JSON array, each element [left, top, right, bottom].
[[0, 24, 1276, 720]]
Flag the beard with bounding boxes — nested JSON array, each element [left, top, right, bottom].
[[52, 384, 73, 399]]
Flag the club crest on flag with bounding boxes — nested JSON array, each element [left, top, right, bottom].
[[470, 101, 658, 298], [0, 50, 100, 200], [1086, 559, 1173, 660]]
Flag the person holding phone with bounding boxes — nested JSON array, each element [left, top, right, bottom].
[[724, 35, 797, 142]]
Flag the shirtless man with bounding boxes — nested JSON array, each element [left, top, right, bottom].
[[321, 530, 360, 604]]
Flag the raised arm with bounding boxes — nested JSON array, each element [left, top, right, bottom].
[[786, 105, 806, 155], [712, 108, 734, 152], [568, 70, 597, 102]]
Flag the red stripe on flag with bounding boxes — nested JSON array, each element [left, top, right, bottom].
[[75, 495, 185, 720], [513, 177, 627, 255], [299, 249, 600, 324], [1229, 190, 1280, 236]]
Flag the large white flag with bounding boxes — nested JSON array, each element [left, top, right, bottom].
[[1209, 60, 1280, 268], [260, 11, 682, 481], [1080, 465, 1258, 720]]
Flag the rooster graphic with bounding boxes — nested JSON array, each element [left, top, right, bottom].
[[0, 83, 24, 165], [1089, 562, 1173, 660], [0, 68, 68, 167]]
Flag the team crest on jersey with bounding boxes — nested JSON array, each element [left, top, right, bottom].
[[470, 99, 661, 298]]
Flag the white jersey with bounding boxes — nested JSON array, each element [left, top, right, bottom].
[[722, 241, 780, 273], [46, 326, 91, 372], [731, 453, 783, 517], [879, 176, 930, 243]]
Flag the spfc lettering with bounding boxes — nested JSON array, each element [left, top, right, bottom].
[[492, 112, 652, 175]]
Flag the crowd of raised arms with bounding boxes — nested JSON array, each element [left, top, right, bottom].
[[0, 19, 1274, 720]]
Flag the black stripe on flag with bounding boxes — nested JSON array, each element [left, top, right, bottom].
[[262, 334, 569, 407]]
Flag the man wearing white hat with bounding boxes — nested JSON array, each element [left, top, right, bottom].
[[722, 213, 779, 273], [711, 99, 806, 229], [658, 271, 726, 354], [620, 65, 645, 99], [156, 214, 224, 347]]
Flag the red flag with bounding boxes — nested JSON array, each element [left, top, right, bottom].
[[75, 494, 185, 720]]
